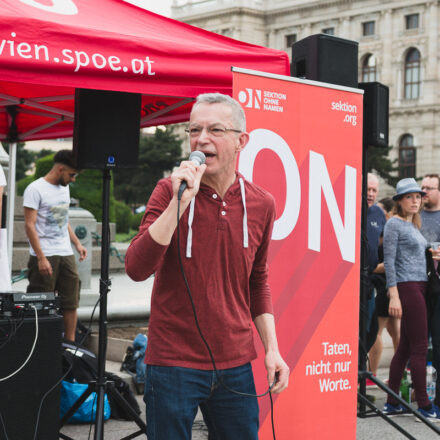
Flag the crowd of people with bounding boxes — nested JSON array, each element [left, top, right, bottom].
[[365, 173, 440, 421]]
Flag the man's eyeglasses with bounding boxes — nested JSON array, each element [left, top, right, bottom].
[[185, 125, 241, 138], [421, 186, 438, 191], [68, 172, 78, 178]]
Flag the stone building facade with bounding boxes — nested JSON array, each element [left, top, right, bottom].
[[172, 0, 440, 182]]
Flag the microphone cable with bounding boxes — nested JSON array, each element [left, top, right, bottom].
[[176, 194, 277, 439], [0, 305, 39, 382], [2, 292, 102, 440]]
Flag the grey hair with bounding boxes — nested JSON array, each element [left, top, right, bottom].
[[192, 93, 246, 132], [367, 173, 379, 185]]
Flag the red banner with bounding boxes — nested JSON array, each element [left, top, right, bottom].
[[233, 69, 363, 439]]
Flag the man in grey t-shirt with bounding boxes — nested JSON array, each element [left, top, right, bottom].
[[23, 150, 87, 341], [421, 174, 440, 245], [421, 173, 440, 406]]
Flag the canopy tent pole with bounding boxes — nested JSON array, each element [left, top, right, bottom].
[[20, 118, 66, 140], [6, 106, 18, 277], [0, 92, 74, 119], [140, 97, 194, 124], [6, 142, 16, 276]]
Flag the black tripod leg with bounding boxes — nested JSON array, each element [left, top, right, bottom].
[[357, 392, 417, 440], [358, 136, 369, 415], [59, 384, 94, 428], [106, 384, 146, 439]]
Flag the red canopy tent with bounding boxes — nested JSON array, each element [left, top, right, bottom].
[[0, 0, 289, 140], [0, 0, 289, 266]]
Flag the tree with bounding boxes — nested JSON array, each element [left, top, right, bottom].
[[2, 141, 33, 181], [113, 126, 182, 207], [1, 142, 55, 181], [367, 145, 399, 187]]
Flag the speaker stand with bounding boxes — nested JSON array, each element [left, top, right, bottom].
[[357, 134, 370, 413], [59, 169, 146, 440]]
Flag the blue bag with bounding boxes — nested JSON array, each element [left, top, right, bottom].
[[133, 333, 147, 383], [60, 380, 111, 423]]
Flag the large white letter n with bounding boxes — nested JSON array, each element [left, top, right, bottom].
[[308, 151, 356, 263]]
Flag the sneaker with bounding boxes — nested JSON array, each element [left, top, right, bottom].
[[415, 404, 440, 422], [365, 377, 377, 388], [383, 403, 410, 416]]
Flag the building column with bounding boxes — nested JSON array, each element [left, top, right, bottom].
[[381, 9, 393, 85], [339, 18, 350, 39], [425, 2, 438, 105]]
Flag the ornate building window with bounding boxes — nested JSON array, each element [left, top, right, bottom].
[[322, 27, 334, 35], [399, 134, 416, 178], [285, 33, 297, 48], [404, 48, 421, 99], [362, 21, 375, 36], [361, 54, 376, 82], [405, 13, 419, 30]]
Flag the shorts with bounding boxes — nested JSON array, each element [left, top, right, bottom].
[[375, 289, 389, 317], [27, 254, 80, 309]]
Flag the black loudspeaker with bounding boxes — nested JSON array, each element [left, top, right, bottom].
[[0, 314, 62, 440], [358, 82, 389, 148], [291, 34, 358, 88], [73, 89, 141, 169]]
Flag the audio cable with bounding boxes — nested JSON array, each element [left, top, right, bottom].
[[176, 196, 277, 439], [0, 306, 40, 440], [0, 293, 102, 440], [32, 293, 102, 440], [0, 311, 25, 351], [0, 305, 39, 382]]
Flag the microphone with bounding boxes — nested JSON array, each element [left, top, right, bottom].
[[177, 151, 206, 200]]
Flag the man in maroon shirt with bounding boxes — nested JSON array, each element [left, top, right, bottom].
[[126, 93, 289, 439]]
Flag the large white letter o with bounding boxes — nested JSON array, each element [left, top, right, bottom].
[[238, 128, 301, 241], [19, 0, 78, 15]]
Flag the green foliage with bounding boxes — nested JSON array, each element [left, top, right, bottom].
[[16, 175, 35, 196], [113, 126, 182, 206], [16, 152, 56, 196], [35, 153, 55, 178], [367, 145, 399, 187], [114, 200, 132, 233], [2, 142, 34, 181], [69, 170, 115, 223], [1, 143, 56, 181], [130, 212, 145, 230], [115, 229, 138, 243], [16, 152, 55, 196]]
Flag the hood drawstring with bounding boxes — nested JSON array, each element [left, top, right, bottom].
[[185, 178, 249, 258], [239, 177, 249, 249], [186, 197, 195, 258]]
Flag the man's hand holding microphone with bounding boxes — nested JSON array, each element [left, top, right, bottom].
[[148, 151, 206, 246], [174, 151, 207, 203]]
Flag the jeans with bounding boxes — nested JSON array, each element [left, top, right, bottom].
[[143, 363, 259, 439], [387, 282, 429, 408]]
